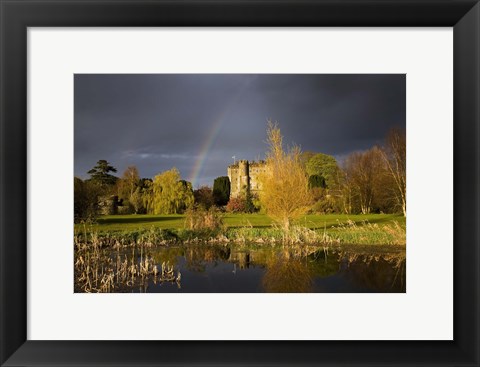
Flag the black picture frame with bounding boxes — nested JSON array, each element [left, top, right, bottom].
[[1, 1, 479, 366]]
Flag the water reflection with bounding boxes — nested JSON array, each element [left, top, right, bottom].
[[92, 244, 406, 293], [263, 251, 314, 292], [337, 251, 406, 292]]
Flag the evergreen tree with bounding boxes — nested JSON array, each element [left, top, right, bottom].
[[305, 153, 340, 189], [87, 159, 118, 186], [213, 176, 230, 206]]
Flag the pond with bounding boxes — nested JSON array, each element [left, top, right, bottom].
[[74, 243, 406, 293]]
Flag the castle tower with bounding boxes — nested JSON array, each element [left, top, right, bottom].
[[227, 159, 266, 199], [238, 160, 249, 192]]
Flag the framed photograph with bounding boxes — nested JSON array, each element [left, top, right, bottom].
[[1, 1, 479, 366], [72, 73, 407, 295]]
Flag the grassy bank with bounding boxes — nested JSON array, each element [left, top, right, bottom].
[[75, 213, 406, 246], [78, 213, 404, 231]]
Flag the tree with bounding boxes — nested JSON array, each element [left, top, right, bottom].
[[299, 151, 317, 169], [87, 159, 118, 186], [178, 180, 195, 213], [381, 127, 406, 216], [344, 146, 385, 214], [258, 121, 313, 231], [141, 179, 154, 214], [307, 174, 328, 213], [74, 177, 100, 222], [308, 174, 326, 189], [125, 178, 152, 214], [193, 186, 215, 209], [130, 187, 144, 214], [305, 153, 340, 189], [213, 176, 230, 206], [117, 165, 140, 200], [148, 168, 194, 214], [335, 168, 354, 214]]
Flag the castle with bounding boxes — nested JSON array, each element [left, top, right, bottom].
[[227, 160, 267, 198]]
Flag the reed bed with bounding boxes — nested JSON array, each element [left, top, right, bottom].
[[74, 237, 181, 293]]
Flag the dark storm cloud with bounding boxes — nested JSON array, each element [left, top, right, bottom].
[[75, 74, 405, 187]]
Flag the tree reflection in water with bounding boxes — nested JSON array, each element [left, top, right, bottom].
[[337, 251, 406, 292], [262, 249, 314, 292]]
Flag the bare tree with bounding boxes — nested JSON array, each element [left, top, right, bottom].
[[334, 168, 354, 214], [118, 165, 140, 200], [258, 121, 313, 231], [344, 147, 385, 214], [381, 128, 406, 216]]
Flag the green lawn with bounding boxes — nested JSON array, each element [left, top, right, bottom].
[[76, 213, 405, 233]]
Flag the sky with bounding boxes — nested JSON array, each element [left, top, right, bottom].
[[74, 74, 405, 188]]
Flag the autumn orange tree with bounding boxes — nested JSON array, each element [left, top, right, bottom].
[[258, 121, 313, 231]]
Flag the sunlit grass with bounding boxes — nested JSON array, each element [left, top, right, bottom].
[[329, 220, 406, 245], [78, 213, 404, 232]]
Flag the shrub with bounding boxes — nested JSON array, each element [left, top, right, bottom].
[[184, 205, 224, 231], [74, 177, 100, 223], [193, 186, 215, 209], [226, 197, 248, 213], [117, 204, 133, 215]]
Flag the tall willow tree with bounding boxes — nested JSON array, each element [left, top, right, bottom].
[[148, 168, 194, 214], [258, 121, 313, 231]]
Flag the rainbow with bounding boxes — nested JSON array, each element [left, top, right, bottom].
[[188, 107, 230, 188], [188, 78, 255, 188]]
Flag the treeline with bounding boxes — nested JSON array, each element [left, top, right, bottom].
[[74, 127, 405, 223], [303, 127, 406, 216], [225, 126, 406, 217], [74, 162, 231, 223]]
